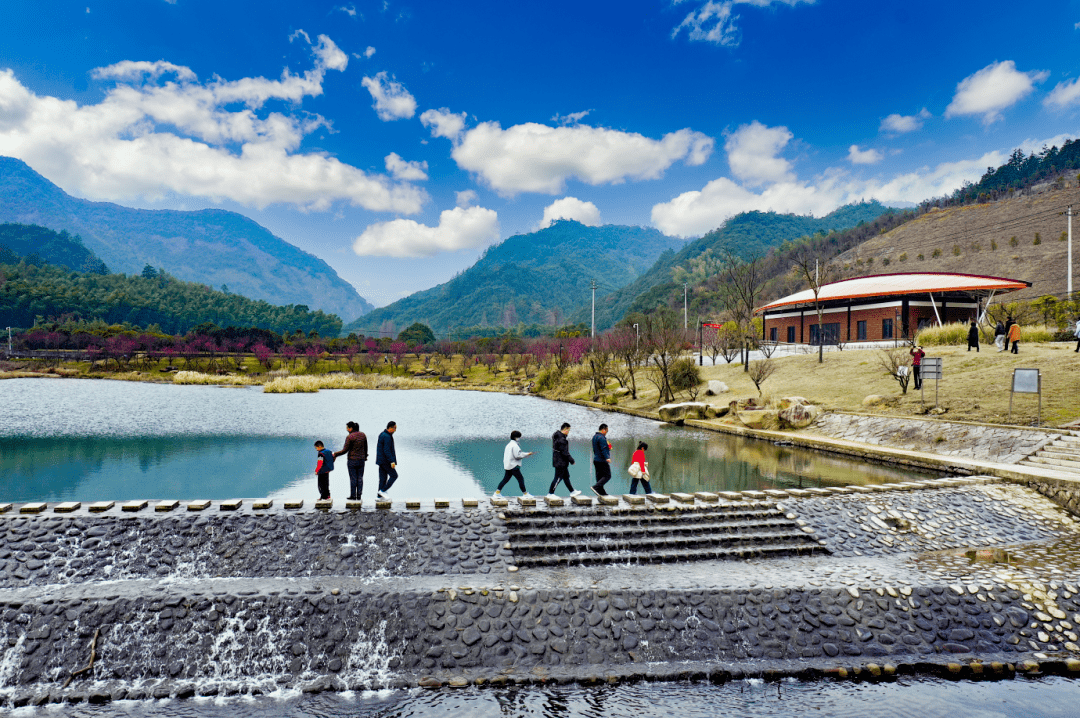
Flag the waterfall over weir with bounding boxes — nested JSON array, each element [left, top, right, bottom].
[[2, 478, 1080, 707]]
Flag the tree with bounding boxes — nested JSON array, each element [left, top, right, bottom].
[[878, 348, 912, 394], [791, 248, 838, 363], [715, 250, 766, 353], [747, 358, 777, 396], [605, 327, 646, 399], [398, 322, 436, 347], [644, 310, 686, 404], [141, 264, 158, 279]]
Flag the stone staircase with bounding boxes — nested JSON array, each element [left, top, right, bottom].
[[503, 502, 826, 567], [1019, 433, 1080, 475]]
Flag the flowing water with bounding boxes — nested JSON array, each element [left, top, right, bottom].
[[0, 379, 934, 503]]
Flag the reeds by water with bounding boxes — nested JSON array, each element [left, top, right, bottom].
[[172, 371, 258, 386], [262, 373, 430, 393]]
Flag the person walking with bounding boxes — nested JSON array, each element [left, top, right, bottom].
[[994, 320, 1006, 352], [1008, 322, 1022, 354], [1004, 316, 1015, 351], [1073, 317, 1080, 353], [628, 442, 652, 495], [591, 423, 612, 496], [333, 421, 368, 501], [909, 345, 926, 390], [967, 320, 980, 352], [548, 422, 579, 497], [494, 430, 533, 498], [313, 440, 334, 501], [376, 421, 398, 499]]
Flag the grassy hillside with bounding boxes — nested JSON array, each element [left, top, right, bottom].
[[0, 156, 373, 321], [347, 220, 686, 336]]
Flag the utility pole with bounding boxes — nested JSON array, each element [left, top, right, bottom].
[[683, 283, 688, 329], [591, 280, 596, 338], [1069, 205, 1074, 297], [5, 327, 10, 356]]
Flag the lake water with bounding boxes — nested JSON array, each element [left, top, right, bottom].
[[0, 379, 935, 503]]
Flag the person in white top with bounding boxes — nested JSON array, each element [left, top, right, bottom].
[[494, 430, 534, 497]]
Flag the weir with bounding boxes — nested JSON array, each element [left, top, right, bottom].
[[2, 477, 1080, 707]]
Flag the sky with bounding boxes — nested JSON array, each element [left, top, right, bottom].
[[1, 1, 1079, 308]]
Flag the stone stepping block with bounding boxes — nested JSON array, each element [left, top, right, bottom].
[[516, 496, 536, 507], [544, 495, 565, 507], [846, 486, 874, 493], [54, 502, 81, 513], [462, 498, 480, 508], [284, 499, 304, 509], [785, 489, 812, 498], [740, 491, 767, 500], [717, 491, 744, 501], [405, 500, 421, 510], [490, 496, 509, 508], [0, 503, 11, 513], [646, 493, 670, 504], [88, 501, 114, 513], [375, 499, 392, 510], [763, 490, 789, 499], [220, 499, 243, 511], [434, 498, 450, 509], [20, 502, 46, 514], [187, 500, 211, 511], [344, 500, 362, 510], [571, 495, 594, 506], [694, 492, 720, 502], [122, 500, 148, 512], [315, 499, 333, 510], [671, 493, 697, 503], [803, 488, 833, 496], [622, 494, 647, 505], [155, 500, 180, 512], [596, 495, 619, 506], [253, 499, 274, 510], [826, 487, 853, 495]]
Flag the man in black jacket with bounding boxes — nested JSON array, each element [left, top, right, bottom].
[[548, 422, 579, 497], [376, 421, 398, 499]]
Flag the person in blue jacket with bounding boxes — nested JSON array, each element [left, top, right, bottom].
[[591, 423, 612, 495], [313, 440, 334, 501], [376, 421, 398, 499]]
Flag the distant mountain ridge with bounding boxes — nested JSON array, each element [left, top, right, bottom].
[[0, 157, 373, 321], [347, 221, 687, 335]]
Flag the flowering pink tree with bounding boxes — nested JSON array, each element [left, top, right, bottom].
[[252, 343, 274, 372], [389, 341, 408, 374]]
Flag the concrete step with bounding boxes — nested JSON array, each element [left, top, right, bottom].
[[1018, 458, 1080, 474], [1036, 449, 1080, 462], [508, 518, 800, 545], [502, 506, 784, 529], [509, 530, 817, 557], [512, 540, 823, 567]]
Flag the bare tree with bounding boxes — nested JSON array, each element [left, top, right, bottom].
[[606, 327, 646, 399], [584, 339, 613, 395], [644, 311, 687, 404], [877, 348, 912, 394], [716, 251, 766, 337], [791, 248, 838, 363], [748, 358, 777, 396]]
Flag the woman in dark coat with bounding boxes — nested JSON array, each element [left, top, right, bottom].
[[967, 321, 980, 352]]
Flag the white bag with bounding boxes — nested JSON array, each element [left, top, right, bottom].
[[627, 462, 643, 479]]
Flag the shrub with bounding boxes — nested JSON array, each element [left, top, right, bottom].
[[1009, 236, 1018, 247], [932, 248, 942, 257], [917, 253, 924, 260], [882, 257, 891, 266], [916, 322, 1056, 346], [899, 253, 907, 262], [991, 239, 997, 250], [669, 357, 701, 396], [1034, 233, 1041, 245], [952, 244, 961, 256]]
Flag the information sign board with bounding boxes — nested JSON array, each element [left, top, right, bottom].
[[1009, 368, 1042, 424]]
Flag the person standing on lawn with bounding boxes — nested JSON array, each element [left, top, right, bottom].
[[591, 424, 612, 496], [1008, 322, 1022, 354], [909, 345, 926, 390], [994, 320, 1006, 352], [967, 321, 980, 352]]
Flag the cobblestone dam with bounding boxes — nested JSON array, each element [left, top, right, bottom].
[[2, 477, 1080, 707]]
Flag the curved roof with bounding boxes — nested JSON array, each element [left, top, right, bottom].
[[757, 272, 1031, 313]]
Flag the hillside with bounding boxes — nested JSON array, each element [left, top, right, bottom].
[[833, 182, 1080, 301], [586, 201, 893, 325], [0, 223, 109, 274], [0, 157, 373, 321], [346, 221, 686, 336]]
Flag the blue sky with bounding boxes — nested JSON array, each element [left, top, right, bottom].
[[1, 1, 1079, 307]]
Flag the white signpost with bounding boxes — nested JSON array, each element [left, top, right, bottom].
[[1009, 368, 1042, 425], [921, 357, 943, 407]]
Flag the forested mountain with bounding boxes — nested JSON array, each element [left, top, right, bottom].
[[0, 223, 109, 274], [0, 260, 342, 336], [345, 221, 687, 336], [932, 138, 1080, 208], [582, 201, 893, 326], [0, 157, 373, 321]]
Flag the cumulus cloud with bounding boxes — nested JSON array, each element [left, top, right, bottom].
[[847, 145, 883, 165], [945, 61, 1048, 123], [445, 121, 713, 195], [352, 205, 500, 257], [1044, 77, 1080, 109], [725, 121, 793, 186], [384, 152, 428, 181], [420, 107, 467, 141], [364, 46, 376, 58], [672, 0, 814, 47], [552, 109, 592, 125], [539, 197, 602, 228], [0, 36, 426, 213], [880, 108, 930, 134], [455, 189, 478, 207], [361, 72, 416, 121]]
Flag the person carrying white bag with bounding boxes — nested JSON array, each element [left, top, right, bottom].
[[627, 441, 652, 495]]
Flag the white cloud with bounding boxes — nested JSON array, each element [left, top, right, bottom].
[[847, 145, 883, 165], [364, 46, 376, 58], [384, 152, 428, 181], [420, 107, 467, 141], [725, 121, 793, 186], [1044, 78, 1080, 110], [945, 61, 1049, 123], [337, 4, 357, 17], [352, 205, 500, 257], [446, 121, 713, 195], [360, 72, 416, 121], [0, 36, 426, 213], [672, 0, 814, 47], [539, 197, 602, 228], [880, 108, 930, 134], [551, 109, 591, 125], [455, 189, 477, 207]]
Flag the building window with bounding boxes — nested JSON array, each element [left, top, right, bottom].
[[769, 327, 778, 341], [809, 323, 841, 345], [787, 326, 795, 343], [917, 317, 932, 331], [857, 320, 867, 341], [882, 318, 893, 339]]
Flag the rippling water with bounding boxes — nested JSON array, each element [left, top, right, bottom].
[[0, 379, 936, 502], [16, 678, 1080, 717]]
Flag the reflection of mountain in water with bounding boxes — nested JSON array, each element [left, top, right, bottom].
[[0, 436, 310, 502]]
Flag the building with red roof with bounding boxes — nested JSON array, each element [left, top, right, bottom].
[[755, 272, 1031, 344]]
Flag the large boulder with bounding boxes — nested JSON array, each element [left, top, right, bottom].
[[862, 394, 893, 407], [778, 396, 811, 409], [705, 380, 729, 396], [778, 403, 821, 429], [737, 409, 778, 429], [658, 402, 714, 425]]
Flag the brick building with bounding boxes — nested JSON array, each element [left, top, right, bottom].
[[755, 273, 1031, 344]]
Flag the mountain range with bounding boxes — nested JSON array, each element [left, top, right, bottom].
[[0, 157, 373, 322]]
